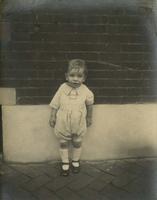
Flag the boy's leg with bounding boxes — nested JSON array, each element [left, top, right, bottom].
[[72, 135, 82, 168], [59, 139, 69, 171]]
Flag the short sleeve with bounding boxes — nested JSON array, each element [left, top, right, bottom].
[[49, 85, 63, 109], [86, 89, 94, 105]]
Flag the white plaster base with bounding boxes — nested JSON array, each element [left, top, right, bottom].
[[2, 104, 157, 163], [0, 88, 16, 105]]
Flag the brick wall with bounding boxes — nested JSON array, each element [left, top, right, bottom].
[[0, 6, 156, 104]]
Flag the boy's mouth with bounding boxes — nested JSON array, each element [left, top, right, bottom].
[[68, 82, 81, 88]]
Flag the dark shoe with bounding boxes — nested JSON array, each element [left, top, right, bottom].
[[71, 160, 80, 173], [60, 162, 70, 177]]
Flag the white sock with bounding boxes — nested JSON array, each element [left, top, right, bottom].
[[72, 161, 80, 167], [62, 164, 69, 170], [59, 149, 69, 170], [72, 147, 82, 166]]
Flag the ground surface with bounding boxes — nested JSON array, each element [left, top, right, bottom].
[[1, 158, 157, 200]]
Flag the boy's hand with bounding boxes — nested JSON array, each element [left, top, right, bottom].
[[49, 117, 56, 128], [86, 117, 92, 127]]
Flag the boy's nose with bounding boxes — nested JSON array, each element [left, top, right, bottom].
[[73, 76, 78, 80]]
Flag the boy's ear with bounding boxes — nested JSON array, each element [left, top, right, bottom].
[[83, 75, 86, 82], [65, 73, 68, 81]]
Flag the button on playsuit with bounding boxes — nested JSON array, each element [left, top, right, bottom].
[[49, 83, 94, 140]]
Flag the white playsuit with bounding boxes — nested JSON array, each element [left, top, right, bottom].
[[49, 83, 94, 141]]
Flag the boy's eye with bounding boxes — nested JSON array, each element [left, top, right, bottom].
[[69, 74, 75, 77], [77, 74, 83, 78], [69, 73, 83, 78]]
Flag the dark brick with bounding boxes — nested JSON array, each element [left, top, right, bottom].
[[66, 51, 99, 61], [12, 23, 108, 34], [3, 60, 66, 70], [22, 13, 86, 24], [0, 78, 63, 89], [1, 69, 38, 79], [112, 34, 148, 43], [8, 51, 37, 61], [2, 61, 35, 71], [86, 79, 150, 88], [16, 87, 54, 97], [53, 14, 86, 24], [30, 32, 58, 42], [95, 96, 137, 104], [37, 70, 55, 79], [9, 13, 37, 23], [11, 32, 32, 41], [37, 43, 120, 52], [108, 16, 141, 25], [85, 15, 106, 24], [121, 44, 152, 52], [11, 22, 34, 32], [88, 70, 128, 79], [92, 87, 128, 96], [16, 96, 51, 104], [117, 61, 152, 70]]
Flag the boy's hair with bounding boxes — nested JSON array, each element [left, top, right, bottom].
[[68, 59, 88, 76]]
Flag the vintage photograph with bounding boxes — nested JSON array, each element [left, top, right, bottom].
[[0, 0, 157, 199]]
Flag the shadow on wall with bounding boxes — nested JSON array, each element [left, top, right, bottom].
[[118, 145, 155, 158]]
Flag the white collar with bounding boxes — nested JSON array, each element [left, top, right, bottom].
[[63, 83, 82, 95]]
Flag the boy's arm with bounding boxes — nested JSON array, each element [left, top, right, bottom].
[[86, 104, 93, 127], [49, 84, 64, 127], [49, 107, 58, 128]]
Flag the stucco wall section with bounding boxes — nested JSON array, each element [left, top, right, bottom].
[[2, 104, 157, 163]]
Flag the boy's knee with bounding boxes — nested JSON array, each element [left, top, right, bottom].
[[72, 141, 82, 148], [60, 141, 69, 149]]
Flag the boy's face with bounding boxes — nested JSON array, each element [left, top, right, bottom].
[[66, 68, 85, 88]]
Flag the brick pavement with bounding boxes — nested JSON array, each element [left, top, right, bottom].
[[0, 158, 157, 200]]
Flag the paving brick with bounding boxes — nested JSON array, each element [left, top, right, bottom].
[[33, 163, 59, 178], [104, 165, 126, 176], [94, 161, 116, 173], [2, 172, 31, 185], [46, 174, 75, 191], [1, 183, 36, 200], [88, 178, 110, 191], [1, 163, 18, 175], [99, 173, 115, 184], [100, 183, 134, 200], [21, 174, 51, 192], [79, 188, 109, 200], [81, 163, 102, 178], [57, 187, 83, 200], [117, 161, 145, 176], [34, 188, 60, 200], [135, 158, 157, 170], [111, 172, 137, 188], [124, 181, 150, 195], [124, 176, 156, 198], [68, 173, 95, 191], [11, 164, 44, 178]]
